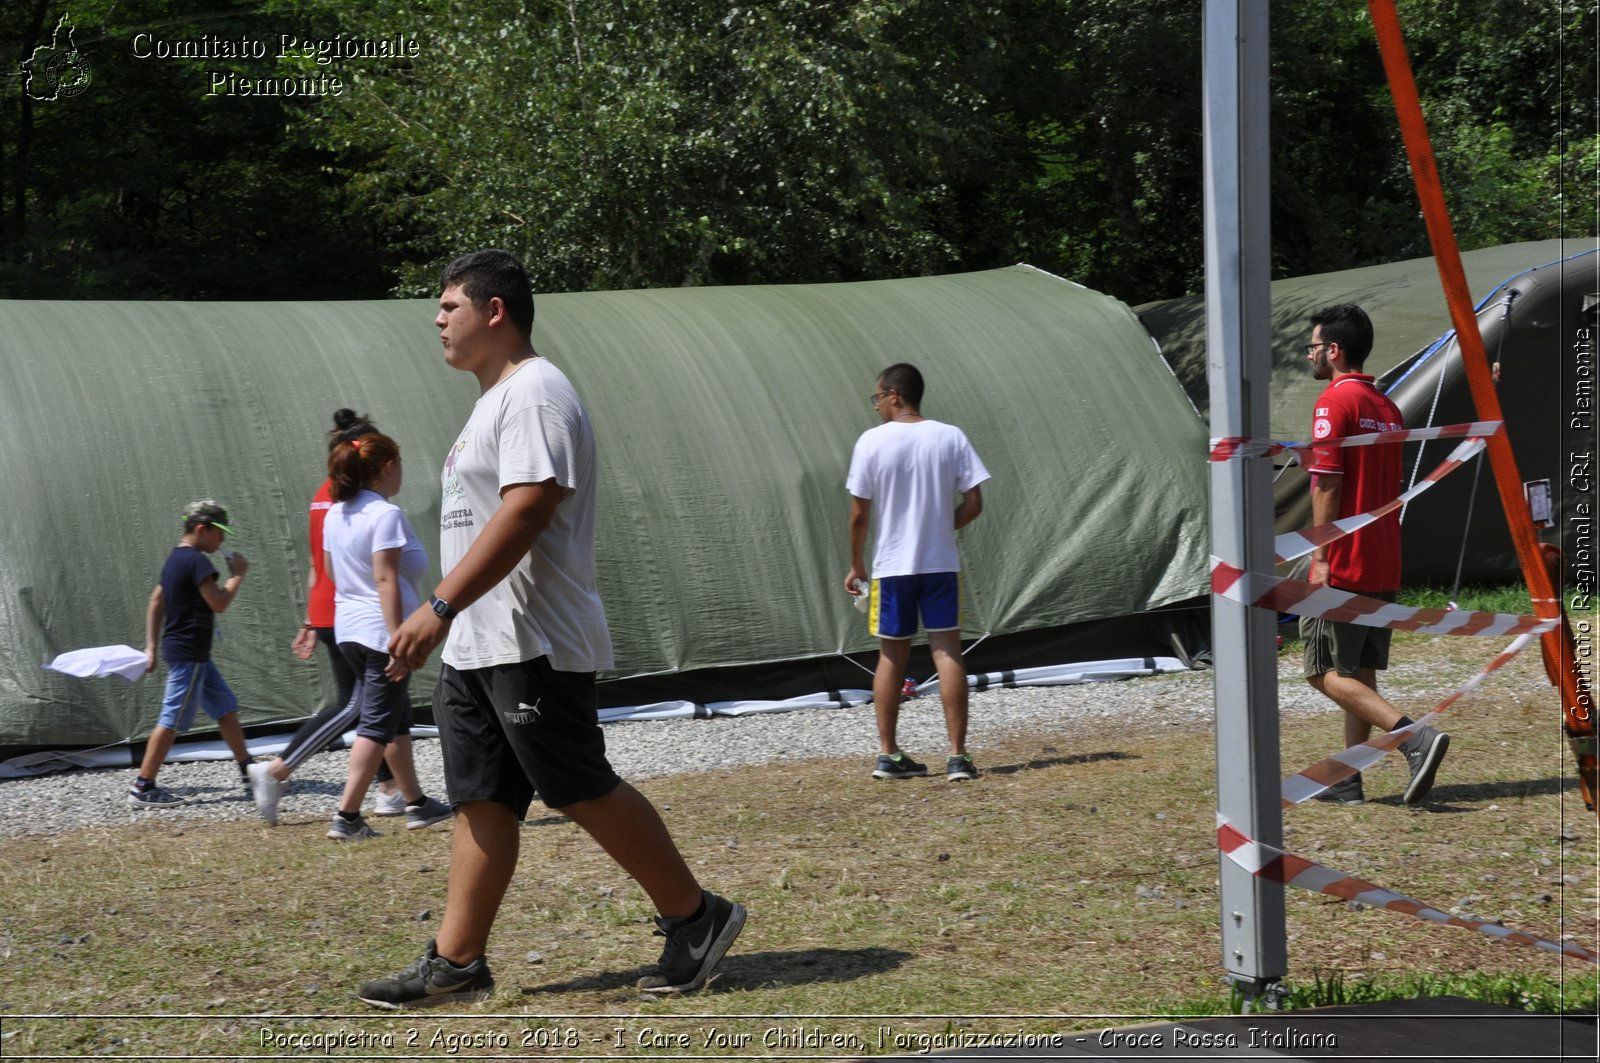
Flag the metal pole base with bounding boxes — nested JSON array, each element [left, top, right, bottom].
[[1226, 974, 1288, 1013]]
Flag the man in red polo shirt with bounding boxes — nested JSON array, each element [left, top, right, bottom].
[[1301, 303, 1449, 805]]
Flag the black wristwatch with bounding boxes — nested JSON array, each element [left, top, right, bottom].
[[429, 595, 457, 620]]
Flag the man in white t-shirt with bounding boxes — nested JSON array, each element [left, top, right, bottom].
[[360, 250, 744, 1010], [845, 363, 990, 782]]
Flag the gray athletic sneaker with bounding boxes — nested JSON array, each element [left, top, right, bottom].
[[327, 814, 381, 841], [357, 940, 494, 1009], [637, 891, 747, 994], [405, 796, 454, 830], [1313, 772, 1365, 805], [1400, 725, 1450, 804], [127, 785, 186, 808], [247, 761, 284, 825], [871, 752, 928, 779], [946, 754, 979, 782]]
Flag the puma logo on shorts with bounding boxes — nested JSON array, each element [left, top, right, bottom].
[[501, 700, 542, 725]]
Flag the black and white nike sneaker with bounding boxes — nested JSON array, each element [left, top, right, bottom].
[[637, 890, 746, 994], [356, 940, 494, 1009]]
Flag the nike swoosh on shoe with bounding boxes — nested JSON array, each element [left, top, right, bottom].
[[686, 924, 716, 962]]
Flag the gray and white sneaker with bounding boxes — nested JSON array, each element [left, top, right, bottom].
[[1313, 772, 1365, 805], [405, 797, 454, 830], [327, 814, 381, 841], [1400, 725, 1449, 804], [247, 761, 284, 825], [637, 890, 746, 994], [127, 785, 186, 808], [357, 940, 494, 1009]]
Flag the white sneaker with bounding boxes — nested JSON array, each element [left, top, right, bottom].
[[372, 788, 407, 817], [247, 761, 285, 826]]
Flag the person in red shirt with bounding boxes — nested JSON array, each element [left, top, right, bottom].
[[1301, 303, 1448, 806]]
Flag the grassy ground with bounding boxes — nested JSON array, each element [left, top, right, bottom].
[[0, 624, 1595, 1058]]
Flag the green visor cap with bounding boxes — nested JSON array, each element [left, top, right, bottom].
[[182, 499, 238, 537]]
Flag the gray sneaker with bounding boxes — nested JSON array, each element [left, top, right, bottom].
[[637, 891, 747, 994], [357, 940, 494, 1009], [871, 752, 928, 779], [405, 796, 454, 831], [946, 754, 979, 781], [1313, 772, 1365, 805], [247, 761, 284, 825], [1400, 725, 1449, 804], [327, 814, 381, 841], [127, 785, 186, 808]]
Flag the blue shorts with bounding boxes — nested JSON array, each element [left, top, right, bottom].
[[158, 660, 239, 732], [870, 572, 961, 640], [341, 642, 413, 744]]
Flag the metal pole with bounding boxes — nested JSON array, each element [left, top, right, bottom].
[[1203, 0, 1286, 1005]]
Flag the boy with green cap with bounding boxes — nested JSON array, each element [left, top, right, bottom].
[[129, 500, 254, 806]]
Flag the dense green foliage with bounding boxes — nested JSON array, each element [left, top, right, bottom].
[[1, 0, 391, 298], [3, 0, 1593, 302]]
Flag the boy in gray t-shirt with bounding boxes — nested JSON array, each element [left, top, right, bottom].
[[358, 250, 744, 1011]]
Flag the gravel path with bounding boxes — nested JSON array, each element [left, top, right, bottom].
[[0, 649, 1485, 838]]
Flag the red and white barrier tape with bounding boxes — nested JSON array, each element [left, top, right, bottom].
[[1209, 420, 1502, 463], [1281, 631, 1541, 806], [1210, 560, 1559, 637], [1274, 437, 1488, 563], [1211, 415, 1581, 964], [1217, 815, 1598, 964]]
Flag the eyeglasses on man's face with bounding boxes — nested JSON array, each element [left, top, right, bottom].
[[870, 389, 896, 407], [1304, 341, 1334, 354]]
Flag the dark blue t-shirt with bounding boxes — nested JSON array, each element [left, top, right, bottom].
[[160, 546, 219, 662]]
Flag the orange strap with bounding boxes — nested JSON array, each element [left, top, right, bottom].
[[1368, 1, 1592, 744]]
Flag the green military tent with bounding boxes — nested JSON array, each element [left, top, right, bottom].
[[1138, 238, 1599, 584], [1, 265, 1210, 760]]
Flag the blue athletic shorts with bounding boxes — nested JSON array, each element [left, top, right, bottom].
[[158, 660, 239, 732], [870, 571, 961, 640]]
